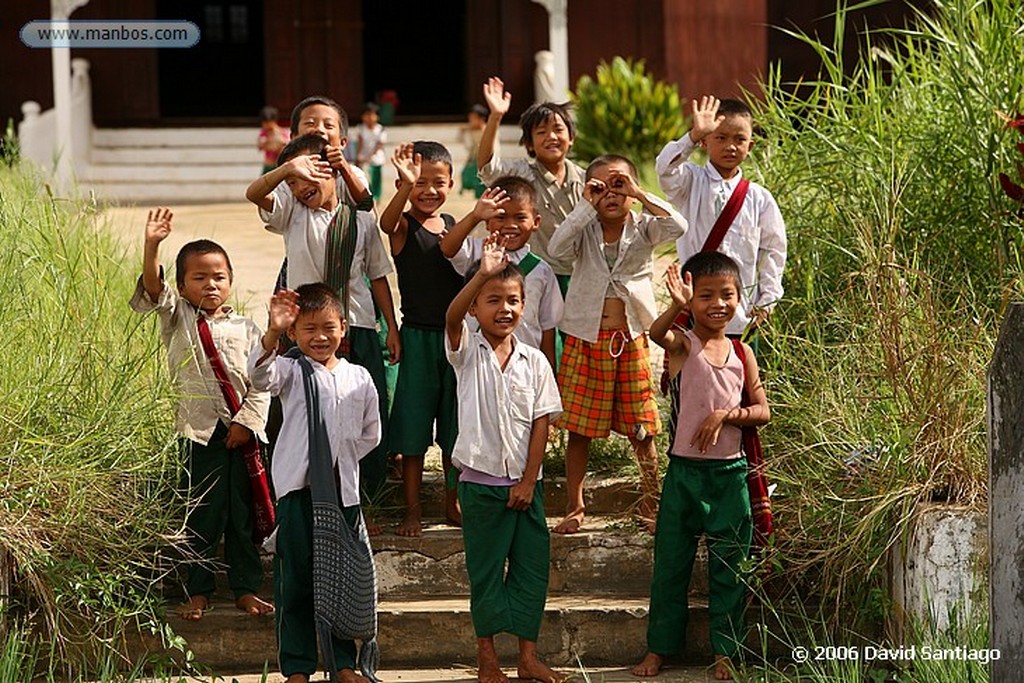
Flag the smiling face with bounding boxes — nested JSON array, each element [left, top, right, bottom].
[[470, 276, 525, 344], [288, 307, 346, 366], [588, 160, 636, 223], [485, 197, 539, 251], [178, 251, 232, 313], [528, 112, 573, 167], [296, 103, 346, 148], [689, 272, 740, 333], [409, 159, 453, 217], [704, 114, 754, 178]]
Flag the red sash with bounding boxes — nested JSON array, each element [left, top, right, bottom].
[[730, 338, 773, 549], [196, 315, 276, 543]]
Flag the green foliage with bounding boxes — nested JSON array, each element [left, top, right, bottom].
[[747, 0, 1022, 621], [570, 57, 685, 180], [0, 119, 18, 168], [0, 167, 187, 677]]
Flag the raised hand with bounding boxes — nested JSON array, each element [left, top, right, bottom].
[[267, 289, 300, 334], [391, 143, 421, 186], [665, 263, 693, 310], [690, 95, 725, 143], [478, 233, 509, 277], [287, 154, 333, 184], [482, 77, 512, 118], [583, 177, 608, 206], [607, 170, 643, 199], [473, 187, 509, 222], [145, 207, 173, 245], [325, 144, 347, 171]]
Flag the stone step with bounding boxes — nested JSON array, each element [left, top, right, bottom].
[[92, 146, 262, 165], [81, 179, 250, 204], [199, 666, 726, 683], [152, 595, 719, 672], [85, 163, 257, 182]]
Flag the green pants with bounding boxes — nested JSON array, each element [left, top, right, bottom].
[[458, 481, 550, 641], [388, 325, 458, 460], [182, 424, 263, 600], [274, 489, 358, 677], [646, 457, 752, 658], [348, 325, 389, 504]]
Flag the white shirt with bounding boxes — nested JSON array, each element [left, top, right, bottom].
[[547, 195, 687, 343], [656, 135, 788, 336], [129, 279, 269, 445], [353, 123, 387, 167], [449, 239, 563, 349], [446, 323, 562, 480], [248, 348, 380, 504], [260, 182, 392, 330]]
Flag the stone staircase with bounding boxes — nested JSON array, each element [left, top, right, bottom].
[[146, 475, 736, 676], [77, 124, 523, 205]]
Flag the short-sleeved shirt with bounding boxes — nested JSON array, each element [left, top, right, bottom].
[[247, 348, 380, 504], [478, 153, 586, 276], [353, 123, 387, 167], [445, 322, 562, 480], [449, 239, 563, 349], [129, 279, 269, 445], [260, 184, 393, 330]]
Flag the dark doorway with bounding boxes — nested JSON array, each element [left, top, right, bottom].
[[157, 0, 265, 119], [361, 0, 466, 119]]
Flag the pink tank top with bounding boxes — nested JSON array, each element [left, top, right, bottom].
[[670, 330, 744, 460]]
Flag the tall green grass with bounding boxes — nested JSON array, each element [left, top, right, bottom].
[[0, 167, 187, 677], [747, 0, 1022, 621]]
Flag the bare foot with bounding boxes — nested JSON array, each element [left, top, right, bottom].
[[477, 637, 510, 683], [176, 594, 209, 621], [517, 651, 563, 682], [396, 509, 423, 537], [446, 489, 462, 527], [284, 674, 309, 683], [713, 655, 735, 680], [552, 509, 584, 535], [235, 593, 274, 616], [631, 652, 663, 677], [338, 668, 371, 683], [365, 515, 384, 537]]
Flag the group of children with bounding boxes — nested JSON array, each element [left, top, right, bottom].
[[135, 83, 786, 683]]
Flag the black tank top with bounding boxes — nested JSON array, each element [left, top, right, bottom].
[[394, 212, 464, 329]]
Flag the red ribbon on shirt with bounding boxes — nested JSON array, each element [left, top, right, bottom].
[[196, 315, 276, 544]]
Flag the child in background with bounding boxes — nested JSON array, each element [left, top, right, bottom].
[[129, 208, 272, 622], [477, 77, 586, 295], [445, 239, 563, 683], [379, 141, 464, 536], [249, 283, 381, 683], [258, 106, 290, 174], [634, 253, 769, 681], [547, 155, 687, 535], [441, 175, 563, 369], [353, 102, 387, 203], [245, 133, 399, 531], [460, 104, 489, 198]]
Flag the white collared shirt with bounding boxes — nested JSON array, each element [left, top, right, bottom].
[[446, 323, 562, 480], [449, 239, 563, 349], [656, 135, 788, 336], [547, 195, 687, 343], [259, 175, 391, 331], [129, 279, 269, 445], [247, 348, 380, 504]]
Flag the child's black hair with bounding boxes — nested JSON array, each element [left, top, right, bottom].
[[518, 102, 575, 157], [175, 240, 233, 284], [680, 251, 743, 290], [260, 105, 279, 122], [289, 95, 349, 137], [413, 140, 453, 174], [585, 154, 639, 181], [469, 103, 489, 118], [295, 282, 344, 320], [488, 175, 537, 210], [361, 102, 380, 116], [717, 98, 753, 120], [464, 260, 526, 297], [277, 133, 327, 166]]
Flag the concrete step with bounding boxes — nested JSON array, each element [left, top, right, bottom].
[[153, 595, 718, 672], [92, 146, 262, 165], [197, 515, 705, 601], [85, 163, 257, 182], [201, 665, 728, 683], [81, 179, 250, 204]]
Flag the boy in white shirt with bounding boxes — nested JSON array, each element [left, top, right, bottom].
[[445, 239, 562, 683], [441, 175, 563, 368], [249, 283, 380, 683]]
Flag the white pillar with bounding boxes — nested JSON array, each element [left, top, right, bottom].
[[531, 0, 570, 99], [50, 0, 90, 191]]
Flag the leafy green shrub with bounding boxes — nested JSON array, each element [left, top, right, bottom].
[[570, 57, 685, 183]]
